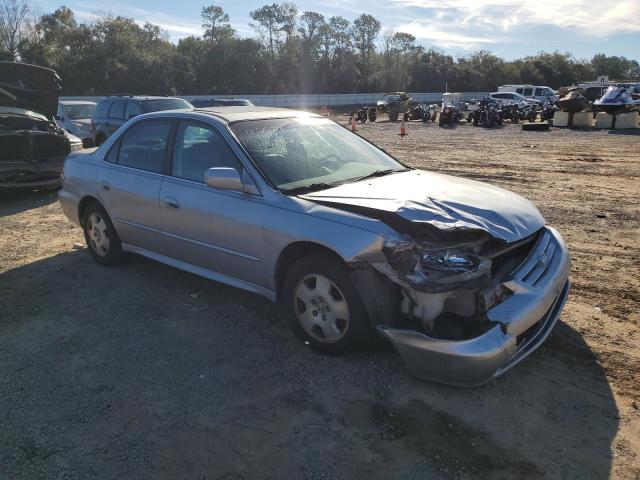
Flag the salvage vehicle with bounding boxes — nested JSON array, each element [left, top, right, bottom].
[[347, 106, 375, 124], [57, 100, 96, 147], [58, 107, 571, 387], [376, 92, 412, 122], [438, 104, 460, 126], [0, 61, 82, 190], [593, 85, 640, 115], [92, 95, 192, 146], [472, 98, 503, 128], [409, 103, 437, 122], [539, 99, 558, 122], [498, 85, 557, 103]]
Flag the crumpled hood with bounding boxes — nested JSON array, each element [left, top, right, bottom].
[[0, 62, 62, 119], [300, 170, 545, 243]]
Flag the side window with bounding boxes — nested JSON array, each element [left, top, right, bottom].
[[516, 88, 523, 94], [104, 139, 120, 163], [109, 99, 126, 119], [125, 101, 142, 119], [117, 121, 172, 173], [95, 100, 111, 118], [171, 122, 243, 183], [535, 88, 545, 96], [523, 88, 533, 96]]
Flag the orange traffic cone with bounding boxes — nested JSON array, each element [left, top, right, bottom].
[[399, 118, 407, 137], [351, 116, 357, 132]]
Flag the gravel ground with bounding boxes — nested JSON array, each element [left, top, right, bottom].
[[1, 119, 639, 479]]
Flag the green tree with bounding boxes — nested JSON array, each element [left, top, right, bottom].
[[350, 14, 380, 91], [201, 5, 233, 46]]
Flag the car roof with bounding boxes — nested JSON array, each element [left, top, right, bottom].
[[98, 96, 185, 102], [191, 106, 319, 123], [60, 100, 96, 105]]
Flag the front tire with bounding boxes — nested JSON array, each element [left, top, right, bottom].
[[281, 253, 372, 354], [82, 201, 122, 265]]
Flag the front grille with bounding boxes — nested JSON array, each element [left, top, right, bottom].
[[517, 229, 557, 287], [489, 229, 542, 279]]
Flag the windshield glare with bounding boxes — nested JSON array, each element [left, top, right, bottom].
[[63, 104, 95, 120], [231, 118, 406, 191], [230, 117, 406, 191]]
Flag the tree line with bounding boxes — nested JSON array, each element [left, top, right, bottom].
[[1, 1, 639, 96]]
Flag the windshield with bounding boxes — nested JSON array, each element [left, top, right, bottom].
[[63, 103, 95, 120], [382, 95, 400, 102], [230, 117, 407, 192], [141, 98, 192, 113]]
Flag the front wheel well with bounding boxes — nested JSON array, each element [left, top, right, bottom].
[[274, 242, 346, 300], [78, 196, 101, 226]]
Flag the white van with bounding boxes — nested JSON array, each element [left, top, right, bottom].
[[498, 85, 557, 103]]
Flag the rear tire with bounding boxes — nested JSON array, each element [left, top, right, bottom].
[[281, 253, 372, 354], [82, 201, 122, 265]]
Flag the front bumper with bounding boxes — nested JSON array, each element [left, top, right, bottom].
[[0, 158, 64, 190], [379, 227, 571, 387]]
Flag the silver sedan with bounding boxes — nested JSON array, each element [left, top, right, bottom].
[[58, 106, 570, 386]]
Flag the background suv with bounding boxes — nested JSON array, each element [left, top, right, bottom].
[[489, 92, 541, 106], [190, 98, 254, 107], [92, 96, 192, 146]]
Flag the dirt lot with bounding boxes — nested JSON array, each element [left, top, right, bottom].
[[1, 119, 639, 479]]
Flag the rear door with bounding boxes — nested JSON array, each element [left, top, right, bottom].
[[107, 99, 126, 135], [158, 120, 266, 286], [98, 119, 174, 250]]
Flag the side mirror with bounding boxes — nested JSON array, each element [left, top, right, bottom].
[[204, 167, 243, 191]]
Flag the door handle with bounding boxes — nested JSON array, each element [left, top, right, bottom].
[[163, 196, 180, 209], [100, 181, 111, 191]]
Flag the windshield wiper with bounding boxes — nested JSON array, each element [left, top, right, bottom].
[[281, 182, 338, 195], [350, 168, 409, 182]]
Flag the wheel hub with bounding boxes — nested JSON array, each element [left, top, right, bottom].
[[294, 274, 350, 343]]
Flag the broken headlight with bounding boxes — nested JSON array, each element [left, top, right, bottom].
[[383, 240, 419, 274], [421, 250, 479, 272]]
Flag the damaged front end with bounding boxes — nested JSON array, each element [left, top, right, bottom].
[[0, 109, 71, 189], [371, 227, 570, 387], [1, 61, 75, 189]]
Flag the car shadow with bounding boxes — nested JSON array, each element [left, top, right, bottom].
[[0, 188, 60, 216], [0, 249, 619, 479]]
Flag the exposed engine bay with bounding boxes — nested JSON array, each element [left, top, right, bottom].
[[0, 62, 74, 189]]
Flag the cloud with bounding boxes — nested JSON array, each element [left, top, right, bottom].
[[399, 22, 499, 49], [392, 0, 640, 37], [67, 3, 204, 39]]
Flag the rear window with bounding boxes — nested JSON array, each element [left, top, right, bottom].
[[125, 101, 142, 119], [109, 99, 126, 119], [141, 99, 192, 113], [523, 88, 533, 96], [95, 100, 111, 118]]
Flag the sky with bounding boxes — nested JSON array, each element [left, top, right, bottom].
[[36, 0, 640, 61]]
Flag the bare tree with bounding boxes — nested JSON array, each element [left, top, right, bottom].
[[0, 0, 31, 60]]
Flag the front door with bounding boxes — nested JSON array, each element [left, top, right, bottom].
[[158, 120, 266, 287]]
